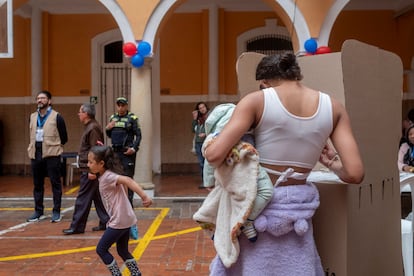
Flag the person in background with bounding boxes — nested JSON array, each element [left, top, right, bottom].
[[400, 108, 414, 147], [62, 103, 109, 235], [88, 145, 152, 276], [105, 97, 143, 206], [191, 101, 209, 188], [398, 124, 414, 172], [27, 90, 68, 223], [204, 53, 364, 274]]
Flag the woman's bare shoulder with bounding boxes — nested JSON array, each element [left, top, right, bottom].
[[239, 90, 263, 104]]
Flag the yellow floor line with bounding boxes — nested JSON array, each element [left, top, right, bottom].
[[0, 207, 202, 262], [65, 186, 80, 195], [0, 208, 34, 211], [131, 207, 170, 260], [122, 207, 170, 276], [150, 227, 202, 240]]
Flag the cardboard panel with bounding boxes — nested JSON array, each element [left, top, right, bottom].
[[341, 39, 403, 276], [236, 52, 265, 98], [298, 53, 345, 105]]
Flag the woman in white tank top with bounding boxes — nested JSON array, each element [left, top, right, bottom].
[[204, 53, 364, 275]]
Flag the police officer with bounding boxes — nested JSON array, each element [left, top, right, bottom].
[[105, 97, 142, 206]]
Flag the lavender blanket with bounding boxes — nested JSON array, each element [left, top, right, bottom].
[[209, 182, 324, 276]]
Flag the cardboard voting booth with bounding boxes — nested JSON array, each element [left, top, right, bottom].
[[236, 40, 403, 276]]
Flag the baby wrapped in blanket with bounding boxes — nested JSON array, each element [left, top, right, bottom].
[[193, 103, 274, 268]]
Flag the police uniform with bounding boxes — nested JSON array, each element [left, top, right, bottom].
[[106, 98, 142, 205]]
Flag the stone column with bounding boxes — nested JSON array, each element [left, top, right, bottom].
[[209, 4, 219, 99], [31, 6, 42, 96], [130, 58, 155, 190]]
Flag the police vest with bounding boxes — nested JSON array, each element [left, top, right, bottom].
[[110, 113, 136, 147]]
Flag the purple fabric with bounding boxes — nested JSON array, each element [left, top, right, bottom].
[[209, 183, 324, 276]]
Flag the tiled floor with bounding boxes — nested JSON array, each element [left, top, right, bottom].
[[0, 174, 215, 275]]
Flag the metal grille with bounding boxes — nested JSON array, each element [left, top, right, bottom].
[[99, 65, 131, 128], [246, 34, 293, 55]]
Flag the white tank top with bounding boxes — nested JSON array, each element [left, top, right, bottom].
[[254, 87, 333, 169]]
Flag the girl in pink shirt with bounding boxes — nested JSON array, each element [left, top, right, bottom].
[[88, 145, 152, 276]]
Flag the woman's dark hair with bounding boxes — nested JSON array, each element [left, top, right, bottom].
[[255, 52, 303, 81], [194, 101, 209, 120], [89, 145, 124, 175], [194, 102, 209, 112]]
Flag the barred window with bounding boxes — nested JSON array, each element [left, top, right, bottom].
[[246, 34, 293, 55], [104, 41, 123, 64]]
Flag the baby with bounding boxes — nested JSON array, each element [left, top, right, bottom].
[[200, 103, 273, 242]]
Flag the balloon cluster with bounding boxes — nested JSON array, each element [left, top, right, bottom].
[[304, 38, 331, 55], [122, 41, 152, 68]]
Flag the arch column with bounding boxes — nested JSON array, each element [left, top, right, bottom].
[[131, 58, 155, 189], [31, 6, 42, 96], [208, 4, 219, 98]]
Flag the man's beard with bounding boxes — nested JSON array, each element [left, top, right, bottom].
[[37, 103, 46, 110]]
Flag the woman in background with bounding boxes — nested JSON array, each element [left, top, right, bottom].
[[191, 101, 209, 188]]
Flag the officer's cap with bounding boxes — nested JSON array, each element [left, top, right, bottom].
[[116, 97, 128, 105]]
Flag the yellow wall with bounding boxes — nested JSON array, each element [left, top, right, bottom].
[[0, 16, 30, 97], [3, 5, 414, 99], [395, 11, 414, 69], [117, 0, 160, 39], [159, 12, 209, 95], [298, 0, 335, 38], [220, 11, 280, 94], [158, 11, 282, 96], [45, 14, 117, 96], [330, 11, 398, 58]]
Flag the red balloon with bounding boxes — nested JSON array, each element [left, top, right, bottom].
[[315, 46, 331, 55], [123, 42, 137, 56]]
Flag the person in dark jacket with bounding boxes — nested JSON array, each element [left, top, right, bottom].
[[62, 103, 109, 235]]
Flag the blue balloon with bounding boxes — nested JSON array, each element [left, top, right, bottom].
[[304, 38, 318, 54], [137, 41, 151, 57], [131, 54, 144, 68]]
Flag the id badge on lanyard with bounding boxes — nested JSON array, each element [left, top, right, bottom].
[[36, 127, 44, 142]]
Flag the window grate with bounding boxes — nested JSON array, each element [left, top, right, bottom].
[[246, 34, 293, 55]]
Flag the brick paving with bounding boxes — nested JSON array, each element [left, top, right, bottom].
[[0, 176, 216, 275]]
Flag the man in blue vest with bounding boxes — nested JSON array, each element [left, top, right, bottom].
[[27, 90, 68, 222], [105, 97, 142, 206]]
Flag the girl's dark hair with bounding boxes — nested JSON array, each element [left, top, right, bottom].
[[89, 145, 124, 175], [255, 52, 303, 81]]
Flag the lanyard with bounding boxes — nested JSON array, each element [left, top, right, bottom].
[[37, 107, 52, 128]]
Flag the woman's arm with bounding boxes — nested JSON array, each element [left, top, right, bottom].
[[320, 99, 364, 184], [204, 92, 262, 167], [117, 175, 152, 207]]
